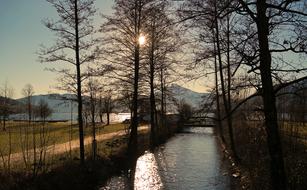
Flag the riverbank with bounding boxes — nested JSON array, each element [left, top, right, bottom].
[[218, 118, 307, 189], [0, 122, 128, 156], [216, 131, 251, 190], [0, 131, 144, 190], [0, 123, 178, 190], [102, 127, 245, 190]]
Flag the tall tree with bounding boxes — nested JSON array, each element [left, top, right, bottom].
[[21, 84, 35, 173], [144, 0, 179, 147], [213, 37, 225, 142], [180, 0, 307, 188], [101, 0, 154, 157], [212, 0, 239, 161], [36, 99, 52, 122], [236, 1, 306, 189], [0, 81, 14, 131], [179, 0, 239, 160], [39, 0, 100, 163], [22, 84, 35, 123], [86, 79, 100, 159], [103, 90, 114, 126]]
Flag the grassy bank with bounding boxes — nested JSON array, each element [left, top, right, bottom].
[[0, 129, 149, 190], [219, 117, 307, 189], [0, 122, 127, 155], [0, 122, 178, 190]]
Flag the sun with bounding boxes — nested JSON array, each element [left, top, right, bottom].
[[138, 35, 146, 45]]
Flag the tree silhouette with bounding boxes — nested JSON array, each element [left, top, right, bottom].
[[39, 0, 101, 164]]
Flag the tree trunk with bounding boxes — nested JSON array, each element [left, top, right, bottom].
[[160, 67, 164, 125], [3, 117, 6, 131], [90, 94, 97, 159], [226, 14, 236, 159], [160, 66, 169, 134], [128, 0, 141, 157], [99, 114, 103, 123], [99, 97, 103, 123], [75, 0, 85, 164], [214, 3, 238, 161], [256, 0, 287, 189], [129, 44, 140, 155], [213, 33, 225, 143], [28, 96, 32, 123], [150, 81, 156, 148], [149, 20, 157, 148], [32, 123, 37, 176], [107, 111, 110, 125]]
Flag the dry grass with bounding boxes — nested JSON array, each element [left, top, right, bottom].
[[0, 121, 128, 155]]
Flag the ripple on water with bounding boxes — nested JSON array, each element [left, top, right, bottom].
[[100, 127, 230, 190], [134, 152, 163, 190]]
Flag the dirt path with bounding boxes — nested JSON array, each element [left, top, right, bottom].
[[2, 125, 148, 165]]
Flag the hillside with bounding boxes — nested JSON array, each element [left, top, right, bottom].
[[9, 84, 209, 121], [167, 84, 209, 109], [11, 94, 78, 121]]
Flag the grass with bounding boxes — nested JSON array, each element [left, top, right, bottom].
[[227, 118, 307, 189], [0, 126, 151, 190], [0, 119, 175, 190], [280, 121, 307, 135], [0, 121, 129, 155], [279, 121, 307, 145]]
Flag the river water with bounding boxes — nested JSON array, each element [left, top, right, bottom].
[[101, 127, 231, 190]]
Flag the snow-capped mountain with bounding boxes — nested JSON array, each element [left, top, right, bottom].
[[167, 84, 209, 109], [9, 84, 209, 121], [11, 94, 78, 121]]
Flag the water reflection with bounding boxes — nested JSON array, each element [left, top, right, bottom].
[[101, 127, 230, 190], [156, 127, 229, 190], [181, 127, 214, 134], [134, 152, 163, 190]]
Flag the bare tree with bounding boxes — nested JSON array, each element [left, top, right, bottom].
[[180, 0, 307, 188], [21, 84, 35, 171], [22, 84, 35, 123], [0, 80, 14, 131], [143, 1, 182, 146], [101, 0, 155, 157], [39, 0, 101, 163], [178, 0, 240, 160], [85, 79, 101, 159], [34, 99, 52, 174], [177, 99, 193, 122], [35, 99, 52, 122], [0, 80, 14, 174], [103, 90, 114, 126], [235, 1, 307, 189]]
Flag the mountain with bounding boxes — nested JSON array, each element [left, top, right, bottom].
[[12, 94, 78, 121], [9, 84, 209, 121], [0, 96, 24, 114], [17, 93, 77, 114], [167, 84, 209, 109], [0, 96, 22, 106]]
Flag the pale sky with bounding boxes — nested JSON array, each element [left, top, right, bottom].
[[0, 0, 208, 98]]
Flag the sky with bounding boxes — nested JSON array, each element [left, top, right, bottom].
[[0, 0, 208, 98]]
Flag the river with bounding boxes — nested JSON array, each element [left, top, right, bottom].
[[101, 127, 232, 190]]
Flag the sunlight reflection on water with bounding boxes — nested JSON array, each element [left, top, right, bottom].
[[101, 127, 229, 190], [134, 152, 163, 190]]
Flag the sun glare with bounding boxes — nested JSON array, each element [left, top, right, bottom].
[[139, 35, 146, 45]]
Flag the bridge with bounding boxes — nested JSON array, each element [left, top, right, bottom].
[[184, 112, 216, 127]]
